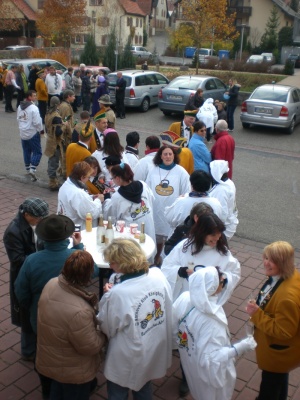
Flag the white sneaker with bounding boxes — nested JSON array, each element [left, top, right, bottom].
[[29, 169, 37, 182]]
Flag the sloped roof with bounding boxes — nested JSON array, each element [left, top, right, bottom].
[[136, 0, 152, 15], [11, 0, 37, 21], [119, 0, 147, 17]]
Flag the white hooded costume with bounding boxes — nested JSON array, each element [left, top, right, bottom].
[[196, 98, 218, 133], [173, 267, 237, 400], [98, 267, 173, 391], [209, 160, 238, 239], [161, 239, 240, 301]]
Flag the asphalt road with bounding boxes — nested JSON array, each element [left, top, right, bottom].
[[1, 100, 300, 250]]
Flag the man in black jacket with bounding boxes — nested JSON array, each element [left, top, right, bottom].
[[115, 71, 126, 119], [3, 198, 49, 361]]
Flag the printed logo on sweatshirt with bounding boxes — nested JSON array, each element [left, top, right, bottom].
[[130, 199, 150, 220], [134, 291, 165, 336], [177, 323, 195, 354]]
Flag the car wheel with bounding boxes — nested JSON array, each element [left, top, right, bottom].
[[242, 123, 251, 129], [286, 118, 295, 134], [140, 97, 150, 112], [162, 110, 172, 116]]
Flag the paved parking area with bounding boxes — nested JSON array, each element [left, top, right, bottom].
[[0, 176, 299, 399]]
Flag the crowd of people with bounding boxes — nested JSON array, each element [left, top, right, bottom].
[[2, 66, 300, 400]]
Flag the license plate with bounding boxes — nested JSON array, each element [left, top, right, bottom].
[[169, 95, 182, 100], [255, 107, 272, 114]]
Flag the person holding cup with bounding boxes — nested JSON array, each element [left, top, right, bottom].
[[102, 162, 156, 244], [246, 241, 300, 400]]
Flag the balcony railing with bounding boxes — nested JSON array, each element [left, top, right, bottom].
[[228, 6, 252, 17]]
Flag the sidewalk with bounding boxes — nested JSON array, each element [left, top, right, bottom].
[[0, 176, 300, 400]]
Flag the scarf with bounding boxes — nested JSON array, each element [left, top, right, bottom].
[[69, 176, 89, 192], [158, 162, 175, 170]]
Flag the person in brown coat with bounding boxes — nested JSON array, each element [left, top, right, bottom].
[[36, 250, 106, 400]]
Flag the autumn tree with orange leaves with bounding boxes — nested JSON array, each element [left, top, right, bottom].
[[36, 0, 88, 47], [180, 0, 238, 72]]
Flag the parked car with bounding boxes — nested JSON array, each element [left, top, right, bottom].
[[193, 48, 218, 65], [240, 84, 300, 134], [130, 46, 152, 59], [157, 75, 227, 115], [4, 45, 33, 51], [4, 58, 67, 79], [261, 52, 275, 63], [246, 55, 265, 64], [107, 70, 169, 112], [287, 54, 300, 68]]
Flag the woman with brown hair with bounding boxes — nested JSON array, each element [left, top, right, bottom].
[[246, 241, 300, 400], [36, 250, 106, 400], [92, 128, 129, 181], [145, 145, 190, 265], [58, 161, 104, 227], [103, 162, 156, 242]]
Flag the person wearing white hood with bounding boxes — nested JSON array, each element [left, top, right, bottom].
[[209, 160, 238, 240], [196, 98, 218, 143], [173, 266, 257, 400]]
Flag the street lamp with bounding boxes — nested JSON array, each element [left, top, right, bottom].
[[239, 24, 246, 61], [92, 11, 96, 40]]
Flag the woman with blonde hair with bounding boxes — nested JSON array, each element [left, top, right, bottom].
[[246, 241, 300, 400], [98, 238, 173, 399]]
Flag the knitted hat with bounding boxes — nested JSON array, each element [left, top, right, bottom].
[[184, 109, 198, 117], [36, 214, 75, 241], [210, 160, 229, 183], [103, 128, 117, 136], [104, 156, 121, 166], [99, 94, 112, 105], [94, 108, 106, 122], [159, 131, 187, 148], [50, 96, 60, 107], [20, 198, 49, 218], [80, 120, 94, 139]]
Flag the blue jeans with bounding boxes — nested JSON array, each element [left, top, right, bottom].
[[227, 105, 237, 130], [21, 132, 42, 171], [50, 379, 91, 400], [107, 380, 152, 400]]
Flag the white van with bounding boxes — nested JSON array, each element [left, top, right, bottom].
[[196, 48, 217, 64]]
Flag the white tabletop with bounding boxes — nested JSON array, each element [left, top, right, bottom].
[[81, 227, 156, 268]]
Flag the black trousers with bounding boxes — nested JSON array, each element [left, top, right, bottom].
[[38, 100, 47, 124], [116, 93, 125, 117], [5, 84, 15, 111], [257, 370, 289, 400]]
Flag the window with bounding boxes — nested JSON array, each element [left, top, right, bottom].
[[135, 76, 147, 86], [140, 19, 142, 28], [83, 35, 89, 43], [136, 18, 139, 27], [205, 79, 217, 91], [98, 17, 109, 27], [155, 73, 169, 85], [127, 17, 132, 27], [292, 90, 299, 103], [75, 35, 81, 44], [101, 35, 108, 45], [214, 79, 226, 90], [89, 0, 103, 5], [145, 74, 158, 85]]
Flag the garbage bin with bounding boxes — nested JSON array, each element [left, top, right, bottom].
[[218, 50, 230, 60], [185, 47, 196, 58]]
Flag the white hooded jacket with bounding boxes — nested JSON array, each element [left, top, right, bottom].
[[98, 267, 173, 391], [161, 239, 240, 301], [209, 160, 238, 239], [173, 267, 237, 400], [196, 98, 218, 132]]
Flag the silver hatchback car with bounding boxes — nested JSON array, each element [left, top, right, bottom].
[[157, 75, 227, 115], [240, 84, 300, 134], [107, 70, 169, 112]]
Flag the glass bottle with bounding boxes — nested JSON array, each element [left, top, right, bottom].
[[97, 214, 105, 246], [139, 222, 145, 243], [85, 212, 92, 232], [105, 216, 114, 245]]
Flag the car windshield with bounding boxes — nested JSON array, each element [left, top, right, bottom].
[[107, 74, 131, 87], [168, 78, 202, 90], [251, 87, 288, 102]]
